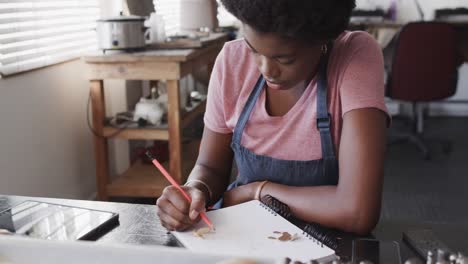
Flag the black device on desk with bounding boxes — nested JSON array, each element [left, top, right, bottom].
[[352, 238, 402, 264], [0, 200, 119, 241]]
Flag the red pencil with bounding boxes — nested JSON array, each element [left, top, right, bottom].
[[146, 151, 215, 231]]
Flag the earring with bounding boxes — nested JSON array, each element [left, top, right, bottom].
[[321, 44, 328, 54]]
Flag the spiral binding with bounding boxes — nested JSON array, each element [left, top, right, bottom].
[[303, 223, 339, 250], [260, 195, 339, 250], [260, 195, 292, 219]]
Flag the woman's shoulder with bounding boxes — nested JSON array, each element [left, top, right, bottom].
[[333, 31, 381, 58], [218, 38, 251, 63], [224, 38, 246, 48], [329, 30, 383, 77], [336, 30, 379, 48]]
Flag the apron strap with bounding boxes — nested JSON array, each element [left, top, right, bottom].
[[232, 76, 266, 144], [233, 42, 336, 162], [316, 42, 336, 159]]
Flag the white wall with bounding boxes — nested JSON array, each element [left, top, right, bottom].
[[0, 61, 96, 199], [357, 0, 468, 116]]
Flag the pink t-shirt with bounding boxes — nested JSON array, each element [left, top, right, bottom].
[[204, 31, 389, 161]]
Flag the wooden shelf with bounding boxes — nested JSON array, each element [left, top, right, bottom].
[[85, 34, 227, 200], [102, 99, 205, 140], [107, 140, 200, 198], [103, 127, 169, 140]]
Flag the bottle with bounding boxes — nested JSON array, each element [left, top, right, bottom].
[[154, 14, 166, 43], [146, 12, 166, 44]]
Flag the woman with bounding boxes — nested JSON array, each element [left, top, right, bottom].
[[157, 0, 389, 235]]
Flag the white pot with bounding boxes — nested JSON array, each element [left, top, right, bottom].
[[180, 0, 216, 31]]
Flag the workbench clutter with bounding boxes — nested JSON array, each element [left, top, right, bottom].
[[83, 30, 226, 200], [96, 11, 221, 52], [95, 13, 226, 52], [132, 82, 201, 126], [133, 86, 168, 126], [96, 12, 166, 53]]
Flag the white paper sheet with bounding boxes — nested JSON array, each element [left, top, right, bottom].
[[172, 200, 336, 263]]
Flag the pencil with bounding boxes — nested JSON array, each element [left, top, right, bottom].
[[146, 151, 215, 231]]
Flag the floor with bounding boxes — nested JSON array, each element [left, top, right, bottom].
[[381, 116, 468, 225]]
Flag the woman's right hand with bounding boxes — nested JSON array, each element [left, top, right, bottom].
[[156, 185, 207, 231]]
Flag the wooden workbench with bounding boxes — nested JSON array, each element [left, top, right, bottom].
[[82, 34, 227, 200]]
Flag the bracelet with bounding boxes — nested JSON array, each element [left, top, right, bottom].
[[255, 181, 269, 200], [184, 179, 213, 204]]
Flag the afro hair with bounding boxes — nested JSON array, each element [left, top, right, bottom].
[[220, 0, 356, 43]]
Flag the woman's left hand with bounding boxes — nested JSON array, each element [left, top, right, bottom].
[[222, 182, 260, 207]]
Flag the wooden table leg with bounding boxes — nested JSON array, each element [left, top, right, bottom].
[[90, 80, 109, 200], [167, 80, 183, 184]]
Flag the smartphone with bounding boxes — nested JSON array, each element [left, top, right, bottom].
[[352, 238, 402, 264]]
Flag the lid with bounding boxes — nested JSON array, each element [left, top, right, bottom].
[[98, 15, 146, 22]]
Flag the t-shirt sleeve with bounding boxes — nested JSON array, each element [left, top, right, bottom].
[[338, 32, 390, 120], [203, 45, 232, 134]]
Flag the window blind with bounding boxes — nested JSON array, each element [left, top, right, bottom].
[[0, 0, 100, 77], [154, 0, 180, 36]]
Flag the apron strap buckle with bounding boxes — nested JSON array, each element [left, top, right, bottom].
[[317, 114, 331, 131]]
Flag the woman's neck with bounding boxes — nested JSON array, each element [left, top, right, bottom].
[[265, 81, 308, 117]]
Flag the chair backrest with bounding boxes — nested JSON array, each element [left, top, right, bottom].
[[386, 22, 460, 101]]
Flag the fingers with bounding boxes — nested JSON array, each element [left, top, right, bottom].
[[157, 198, 192, 228], [156, 185, 207, 230], [157, 186, 191, 231], [188, 188, 207, 220], [157, 200, 192, 231]]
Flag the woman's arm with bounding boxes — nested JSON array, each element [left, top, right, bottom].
[[224, 108, 387, 235], [186, 127, 235, 205], [156, 127, 234, 231]]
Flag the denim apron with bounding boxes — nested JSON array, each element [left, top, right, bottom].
[[215, 44, 338, 207]]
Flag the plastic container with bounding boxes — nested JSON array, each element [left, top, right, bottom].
[[145, 12, 166, 44]]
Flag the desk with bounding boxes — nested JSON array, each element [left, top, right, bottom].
[[82, 34, 228, 200], [350, 21, 468, 62], [2, 195, 468, 262]]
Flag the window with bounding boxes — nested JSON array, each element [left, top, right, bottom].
[[0, 0, 100, 77]]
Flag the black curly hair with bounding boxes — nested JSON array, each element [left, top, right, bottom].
[[220, 0, 356, 43]]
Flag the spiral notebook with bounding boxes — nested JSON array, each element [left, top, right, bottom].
[[171, 196, 337, 263]]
